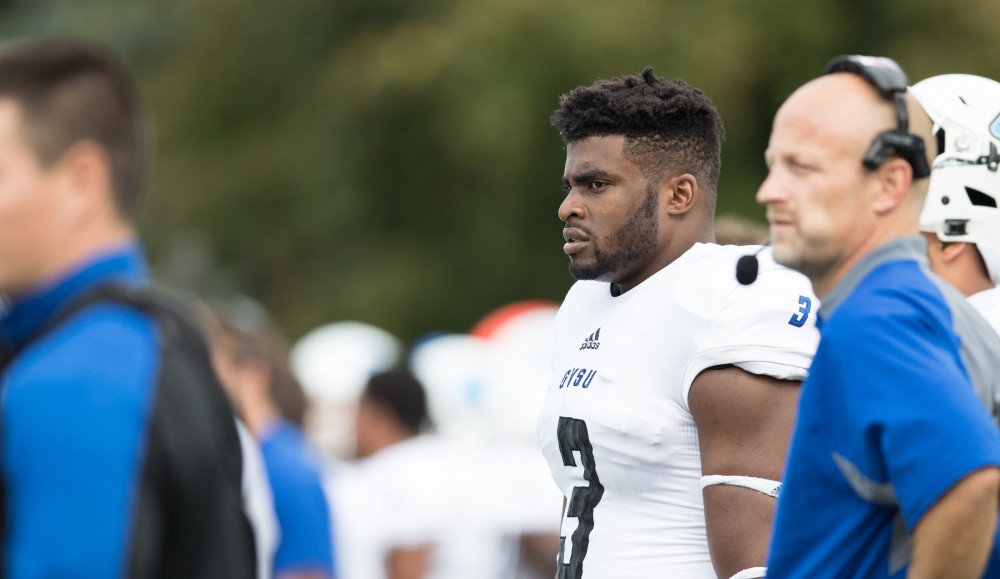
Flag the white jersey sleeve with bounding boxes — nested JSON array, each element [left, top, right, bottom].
[[681, 248, 819, 407]]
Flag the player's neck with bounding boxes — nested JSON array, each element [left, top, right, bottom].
[[362, 423, 418, 457], [611, 230, 714, 296], [952, 267, 995, 298]]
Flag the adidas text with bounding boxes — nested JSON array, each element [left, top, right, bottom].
[[579, 328, 601, 351]]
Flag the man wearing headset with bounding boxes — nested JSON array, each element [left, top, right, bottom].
[[756, 56, 1000, 578], [911, 73, 1000, 335]]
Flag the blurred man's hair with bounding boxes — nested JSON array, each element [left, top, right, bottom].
[[211, 297, 308, 427], [551, 67, 726, 206], [363, 367, 431, 435], [0, 38, 147, 218]]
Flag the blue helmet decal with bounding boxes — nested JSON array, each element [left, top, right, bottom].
[[992, 112, 1000, 140]]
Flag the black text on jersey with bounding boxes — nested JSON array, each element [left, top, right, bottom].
[[579, 328, 601, 350]]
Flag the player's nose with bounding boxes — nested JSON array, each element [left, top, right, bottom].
[[558, 190, 585, 222]]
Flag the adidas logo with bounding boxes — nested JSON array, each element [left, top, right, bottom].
[[579, 328, 601, 351]]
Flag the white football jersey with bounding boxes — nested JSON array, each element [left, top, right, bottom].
[[968, 287, 1000, 336], [328, 435, 561, 579], [537, 243, 819, 578]]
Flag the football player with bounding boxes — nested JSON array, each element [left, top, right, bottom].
[[912, 73, 1000, 334], [537, 68, 818, 578]]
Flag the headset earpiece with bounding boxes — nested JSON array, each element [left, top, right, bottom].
[[823, 55, 930, 179], [862, 130, 931, 178]]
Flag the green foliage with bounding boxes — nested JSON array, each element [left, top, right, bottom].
[[1, 0, 997, 341]]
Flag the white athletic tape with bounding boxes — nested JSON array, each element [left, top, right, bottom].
[[700, 475, 781, 498], [729, 566, 767, 579], [703, 476, 775, 579]]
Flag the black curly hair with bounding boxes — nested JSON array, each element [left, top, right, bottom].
[[551, 67, 725, 202]]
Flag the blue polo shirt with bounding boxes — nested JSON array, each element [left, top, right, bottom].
[[768, 237, 1000, 578], [0, 244, 159, 578], [260, 419, 336, 577]]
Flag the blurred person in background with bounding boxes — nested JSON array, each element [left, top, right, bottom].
[[0, 38, 255, 577], [911, 72, 1000, 577], [911, 73, 1000, 334], [297, 316, 560, 579], [353, 368, 430, 462], [191, 295, 280, 579], [411, 314, 564, 578], [327, 366, 437, 579], [210, 296, 337, 579], [329, 362, 559, 579], [236, 411, 282, 579], [291, 321, 404, 461], [541, 67, 819, 578]]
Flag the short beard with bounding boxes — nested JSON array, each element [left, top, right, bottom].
[[569, 182, 659, 281]]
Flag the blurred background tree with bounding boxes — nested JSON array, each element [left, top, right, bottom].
[[1, 0, 996, 341]]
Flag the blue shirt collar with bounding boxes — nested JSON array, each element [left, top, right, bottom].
[[0, 242, 149, 350], [818, 236, 928, 323]]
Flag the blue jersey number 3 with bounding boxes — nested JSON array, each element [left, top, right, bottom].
[[788, 295, 811, 327]]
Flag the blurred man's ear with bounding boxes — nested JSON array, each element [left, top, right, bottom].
[[872, 157, 913, 215], [53, 140, 115, 226]]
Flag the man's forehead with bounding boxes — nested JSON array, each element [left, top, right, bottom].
[[767, 115, 834, 161], [772, 75, 890, 154], [796, 73, 881, 104], [787, 75, 894, 128], [564, 135, 630, 173]]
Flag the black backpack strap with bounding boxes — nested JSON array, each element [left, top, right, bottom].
[[0, 283, 178, 367], [0, 283, 255, 579]]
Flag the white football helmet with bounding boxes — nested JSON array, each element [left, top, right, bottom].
[[911, 74, 1000, 283], [289, 321, 403, 458], [410, 301, 560, 443], [409, 332, 503, 440]]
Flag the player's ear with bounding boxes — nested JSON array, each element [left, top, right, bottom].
[[664, 173, 698, 215], [940, 241, 970, 264], [872, 157, 911, 215]]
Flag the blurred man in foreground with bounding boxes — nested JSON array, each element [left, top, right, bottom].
[[0, 39, 254, 577], [758, 55, 1000, 578]]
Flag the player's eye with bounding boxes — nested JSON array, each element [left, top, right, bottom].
[[588, 181, 610, 191]]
